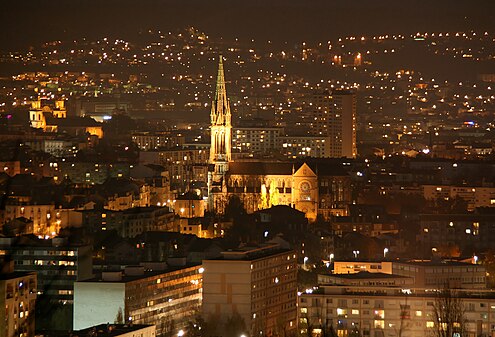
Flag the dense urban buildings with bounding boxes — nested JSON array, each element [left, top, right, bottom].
[[0, 1, 494, 336], [0, 236, 92, 330]]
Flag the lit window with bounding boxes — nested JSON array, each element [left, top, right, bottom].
[[374, 320, 385, 329]]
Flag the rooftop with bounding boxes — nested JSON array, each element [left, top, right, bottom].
[[207, 243, 293, 261], [81, 263, 201, 283], [0, 271, 36, 281], [63, 324, 154, 337], [322, 271, 409, 280]]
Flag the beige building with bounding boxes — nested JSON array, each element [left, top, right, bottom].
[[202, 243, 298, 336], [334, 260, 486, 289], [232, 126, 282, 155], [132, 131, 185, 151], [3, 204, 83, 237], [392, 260, 486, 289], [211, 162, 319, 221], [174, 192, 206, 218], [74, 264, 203, 337], [423, 185, 495, 211], [299, 285, 495, 337], [328, 90, 357, 158], [333, 261, 394, 275], [140, 147, 210, 192], [29, 98, 66, 129], [0, 271, 37, 337], [281, 135, 329, 158], [318, 271, 413, 287]]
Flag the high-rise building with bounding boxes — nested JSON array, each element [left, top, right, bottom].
[[328, 90, 357, 158], [310, 90, 357, 158], [232, 126, 282, 155], [0, 268, 37, 337], [312, 91, 332, 137], [202, 243, 298, 336]]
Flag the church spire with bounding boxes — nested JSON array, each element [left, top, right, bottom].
[[209, 55, 232, 166], [211, 55, 231, 126], [215, 54, 226, 100]]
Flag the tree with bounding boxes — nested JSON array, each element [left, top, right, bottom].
[[348, 325, 361, 337], [224, 195, 246, 223], [323, 325, 338, 337], [224, 311, 247, 337], [186, 314, 220, 337], [394, 300, 412, 337], [431, 287, 467, 337], [115, 307, 124, 324], [269, 182, 280, 207]]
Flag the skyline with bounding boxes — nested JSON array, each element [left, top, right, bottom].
[[0, 1, 495, 336], [1, 0, 495, 51]]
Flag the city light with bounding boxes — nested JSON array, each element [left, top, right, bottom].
[[1, 3, 494, 337]]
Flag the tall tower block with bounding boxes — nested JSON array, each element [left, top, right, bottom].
[[208, 55, 232, 210]]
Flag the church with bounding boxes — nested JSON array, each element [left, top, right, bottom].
[[207, 56, 351, 222]]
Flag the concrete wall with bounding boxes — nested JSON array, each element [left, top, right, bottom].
[[73, 282, 125, 330]]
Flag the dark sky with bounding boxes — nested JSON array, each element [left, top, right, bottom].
[[0, 0, 494, 50]]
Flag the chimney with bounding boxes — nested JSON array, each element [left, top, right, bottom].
[[124, 266, 145, 276], [166, 257, 187, 267], [102, 271, 122, 282]]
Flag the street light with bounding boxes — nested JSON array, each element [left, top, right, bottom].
[[383, 248, 389, 258], [303, 256, 309, 269], [329, 253, 334, 262], [353, 250, 360, 259], [177, 330, 185, 337]]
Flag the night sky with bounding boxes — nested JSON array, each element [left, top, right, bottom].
[[1, 0, 494, 51]]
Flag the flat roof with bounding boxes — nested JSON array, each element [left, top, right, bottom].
[[0, 271, 36, 281], [66, 324, 153, 337], [207, 246, 293, 262], [322, 271, 410, 280], [397, 260, 480, 267], [80, 264, 201, 283]]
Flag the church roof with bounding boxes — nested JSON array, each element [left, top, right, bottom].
[[226, 159, 350, 177], [227, 161, 298, 175]]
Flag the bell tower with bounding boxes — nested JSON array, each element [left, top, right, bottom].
[[208, 55, 232, 211]]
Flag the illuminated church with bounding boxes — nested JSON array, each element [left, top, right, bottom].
[[207, 56, 351, 222]]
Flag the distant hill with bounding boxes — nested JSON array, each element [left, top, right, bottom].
[[1, 0, 494, 51]]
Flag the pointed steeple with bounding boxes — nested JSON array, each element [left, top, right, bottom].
[[211, 55, 231, 126], [215, 54, 226, 100], [209, 54, 232, 167]]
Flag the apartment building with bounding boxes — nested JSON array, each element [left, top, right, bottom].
[[299, 285, 495, 337], [0, 270, 37, 337], [202, 243, 298, 336], [74, 264, 203, 337]]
